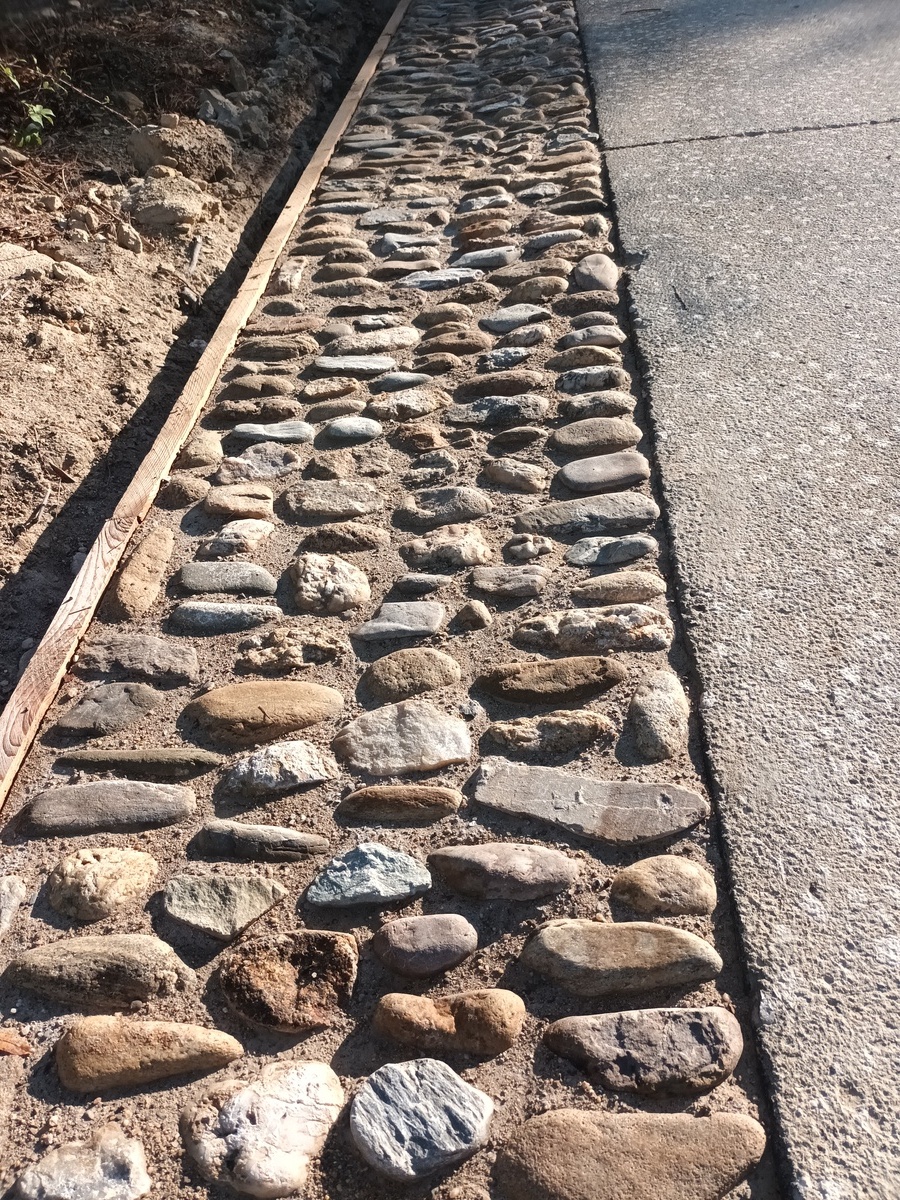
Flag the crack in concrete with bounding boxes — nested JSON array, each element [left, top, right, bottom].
[[601, 113, 900, 152]]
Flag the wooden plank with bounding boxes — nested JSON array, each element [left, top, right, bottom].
[[0, 0, 413, 808]]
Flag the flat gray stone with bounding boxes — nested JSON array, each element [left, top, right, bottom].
[[398, 486, 493, 529], [371, 371, 431, 391], [472, 760, 709, 844], [306, 843, 431, 907], [444, 394, 550, 428], [332, 699, 471, 775], [55, 747, 223, 779], [551, 416, 642, 457], [372, 914, 478, 978], [453, 245, 520, 268], [514, 493, 659, 537], [13, 1125, 151, 1200], [190, 819, 329, 862], [163, 874, 286, 941], [428, 843, 580, 900], [471, 564, 550, 597], [559, 323, 627, 349], [480, 347, 532, 371], [395, 573, 448, 595], [630, 670, 690, 761], [231, 420, 315, 443], [350, 1058, 493, 1181], [76, 634, 200, 684], [354, 601, 445, 640], [314, 354, 397, 375], [397, 268, 485, 289], [171, 600, 282, 634], [284, 479, 383, 520], [224, 738, 339, 795], [178, 562, 277, 595], [326, 416, 383, 440], [564, 533, 658, 566], [56, 683, 163, 737], [573, 252, 620, 291], [559, 450, 651, 493], [480, 304, 550, 333], [23, 780, 196, 835], [544, 1006, 743, 1094]]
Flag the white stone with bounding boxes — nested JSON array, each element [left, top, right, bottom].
[[181, 1061, 343, 1198], [401, 523, 492, 569], [224, 739, 339, 795], [333, 700, 471, 775], [354, 601, 445, 640], [198, 520, 275, 559], [350, 1058, 493, 1181], [515, 604, 674, 653], [288, 552, 370, 614], [0, 875, 27, 939], [14, 1124, 151, 1200]]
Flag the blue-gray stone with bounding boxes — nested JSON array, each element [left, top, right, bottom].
[[371, 372, 432, 392], [564, 534, 659, 567], [178, 562, 277, 595], [326, 416, 383, 441], [452, 245, 520, 269], [479, 347, 532, 372], [306, 843, 431, 907], [480, 305, 550, 334]]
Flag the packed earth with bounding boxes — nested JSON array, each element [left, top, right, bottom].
[[0, 0, 782, 1197]]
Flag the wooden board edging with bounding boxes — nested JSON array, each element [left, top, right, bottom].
[[0, 0, 413, 806]]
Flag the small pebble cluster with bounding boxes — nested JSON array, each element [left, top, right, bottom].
[[0, 1, 770, 1198]]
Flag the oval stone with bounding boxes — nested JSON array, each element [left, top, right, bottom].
[[372, 914, 478, 977], [183, 681, 344, 747], [428, 843, 580, 900]]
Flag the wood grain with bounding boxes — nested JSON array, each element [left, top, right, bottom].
[[0, 0, 413, 808]]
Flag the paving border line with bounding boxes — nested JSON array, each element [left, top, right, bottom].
[[0, 0, 413, 808]]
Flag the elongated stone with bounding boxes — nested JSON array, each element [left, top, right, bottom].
[[333, 700, 471, 775], [7, 934, 195, 1010], [105, 527, 173, 621], [429, 843, 580, 900], [571, 571, 665, 605], [203, 483, 274, 521], [190, 819, 328, 862], [375, 988, 525, 1056], [557, 365, 631, 394], [543, 1007, 743, 1094], [171, 601, 282, 634], [478, 657, 625, 704], [397, 267, 485, 289], [630, 669, 690, 760], [283, 479, 383, 520], [183, 680, 343, 746], [56, 682, 163, 737], [306, 843, 431, 906], [473, 761, 709, 844], [471, 564, 550, 597], [480, 304, 550, 333], [559, 450, 650, 494], [75, 634, 200, 684], [178, 562, 278, 596], [486, 710, 615, 756], [57, 1016, 243, 1092], [23, 781, 195, 835], [401, 523, 492, 569], [231, 419, 315, 444], [55, 747, 222, 779], [514, 493, 659, 538], [354, 601, 445, 641], [521, 919, 723, 996], [516, 604, 673, 654], [551, 417, 641, 458], [444, 394, 550, 428], [565, 533, 658, 567], [495, 1110, 766, 1200], [163, 874, 286, 941], [314, 354, 397, 375], [336, 784, 462, 823]]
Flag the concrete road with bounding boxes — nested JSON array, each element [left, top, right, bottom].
[[576, 1, 900, 1197]]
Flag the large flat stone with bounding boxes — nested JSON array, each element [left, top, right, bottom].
[[23, 781, 196, 835], [333, 699, 470, 775], [75, 634, 200, 685], [189, 819, 328, 862], [513, 493, 659, 538], [183, 681, 343, 747], [472, 761, 709, 844]]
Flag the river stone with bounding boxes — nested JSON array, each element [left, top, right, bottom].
[[629, 669, 690, 760], [178, 562, 278, 597], [375, 988, 525, 1056], [197, 519, 276, 559], [513, 494, 659, 538], [230, 419, 315, 445], [551, 417, 641, 458], [560, 390, 637, 421], [373, 913, 478, 977], [521, 919, 722, 996], [57, 1016, 243, 1092], [494, 1110, 766, 1200], [157, 475, 211, 509], [218, 930, 358, 1032], [47, 848, 158, 922], [571, 571, 666, 605], [486, 710, 615, 755], [214, 443, 303, 484], [171, 600, 283, 634], [480, 346, 532, 371], [326, 326, 420, 354], [477, 657, 625, 704], [7, 934, 195, 1010], [164, 874, 285, 941], [283, 479, 383, 520], [24, 780, 195, 836], [444, 394, 550, 428], [559, 323, 627, 349], [471, 564, 550, 597], [55, 682, 163, 737], [429, 843, 580, 900], [350, 1058, 494, 1181], [224, 739, 338, 795], [336, 784, 462, 823], [305, 396, 367, 422], [184, 681, 344, 746], [473, 761, 710, 844], [395, 573, 448, 595], [544, 1006, 742, 1095], [559, 451, 651, 495], [522, 598, 672, 651], [299, 522, 389, 553], [367, 388, 444, 421], [190, 819, 328, 862], [55, 747, 223, 778], [333, 700, 471, 775], [371, 371, 432, 391], [482, 457, 547, 493], [288, 552, 371, 614], [203, 483, 274, 521], [453, 245, 519, 269], [314, 354, 397, 375], [306, 843, 431, 907], [397, 267, 485, 289], [354, 601, 446, 641], [363, 647, 461, 702], [565, 533, 658, 567], [399, 486, 493, 529], [573, 252, 619, 292], [611, 855, 717, 916], [401, 523, 492, 568], [12, 1125, 151, 1200], [105, 526, 173, 621], [557, 365, 632, 394], [75, 633, 200, 686], [235, 625, 349, 674], [480, 304, 550, 333], [181, 1061, 344, 1198]]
